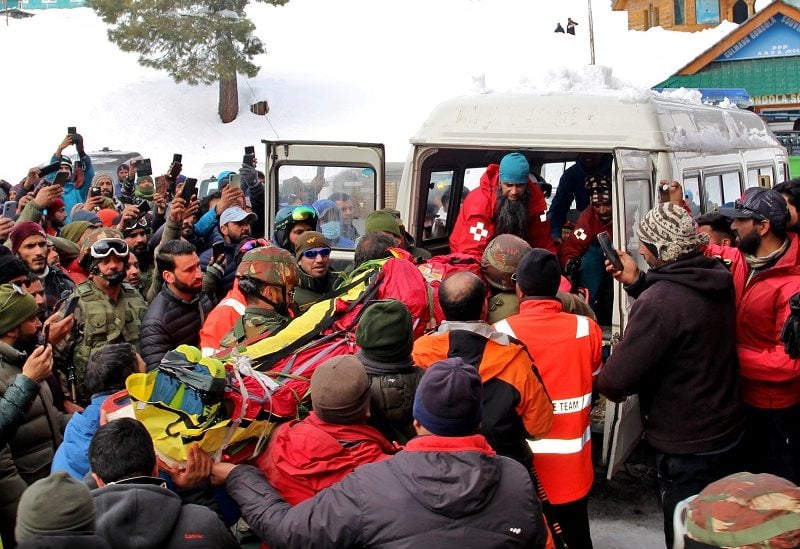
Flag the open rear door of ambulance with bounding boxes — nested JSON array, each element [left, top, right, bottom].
[[602, 149, 655, 478]]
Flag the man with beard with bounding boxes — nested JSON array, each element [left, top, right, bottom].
[[548, 153, 612, 245], [450, 152, 554, 259], [140, 240, 211, 370], [43, 197, 67, 236], [0, 283, 67, 546], [596, 202, 745, 547], [329, 191, 360, 241], [559, 175, 614, 323], [121, 212, 154, 295], [199, 206, 255, 300], [124, 252, 142, 292], [54, 229, 148, 406], [292, 231, 339, 311], [89, 173, 124, 212], [693, 185, 800, 485], [10, 221, 75, 315]]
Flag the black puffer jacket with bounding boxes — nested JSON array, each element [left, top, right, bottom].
[[226, 434, 546, 548], [140, 286, 213, 371]]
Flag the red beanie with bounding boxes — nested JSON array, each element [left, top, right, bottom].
[[10, 221, 47, 255], [96, 209, 119, 228], [45, 198, 65, 218]]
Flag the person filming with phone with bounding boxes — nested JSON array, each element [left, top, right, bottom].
[[48, 130, 95, 221], [559, 175, 614, 323]]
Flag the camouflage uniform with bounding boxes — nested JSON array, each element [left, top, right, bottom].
[[220, 307, 289, 348], [54, 228, 148, 404]]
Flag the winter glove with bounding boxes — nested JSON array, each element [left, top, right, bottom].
[[202, 256, 226, 295], [72, 133, 85, 157], [239, 163, 258, 189], [780, 292, 800, 358]]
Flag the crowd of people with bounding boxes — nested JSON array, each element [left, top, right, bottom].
[[0, 138, 798, 549]]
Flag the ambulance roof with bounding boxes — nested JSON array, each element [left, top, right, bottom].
[[410, 92, 781, 153]]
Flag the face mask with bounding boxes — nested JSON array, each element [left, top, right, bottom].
[[321, 221, 341, 241], [102, 270, 127, 286]]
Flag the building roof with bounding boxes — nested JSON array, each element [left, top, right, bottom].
[[673, 0, 800, 75], [657, 56, 800, 97], [611, 0, 627, 9]]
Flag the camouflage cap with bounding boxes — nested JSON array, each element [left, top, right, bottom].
[[78, 228, 127, 270], [236, 246, 299, 287], [685, 472, 800, 548], [481, 234, 532, 291]]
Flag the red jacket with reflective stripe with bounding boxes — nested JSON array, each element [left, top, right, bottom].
[[199, 283, 246, 354], [705, 234, 800, 408], [559, 206, 612, 268], [495, 299, 602, 504], [449, 163, 555, 259]]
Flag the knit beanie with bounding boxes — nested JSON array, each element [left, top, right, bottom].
[[310, 355, 371, 424], [0, 255, 30, 284], [356, 300, 413, 363], [365, 210, 402, 239], [15, 471, 96, 541], [45, 197, 65, 216], [514, 248, 561, 297], [90, 172, 114, 189], [413, 357, 483, 436], [135, 177, 155, 200], [10, 221, 46, 255], [294, 231, 330, 261], [0, 284, 38, 335], [637, 203, 709, 262], [96, 208, 119, 228], [499, 152, 530, 185], [61, 221, 94, 244]]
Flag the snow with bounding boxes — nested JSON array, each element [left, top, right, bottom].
[[0, 0, 778, 181]]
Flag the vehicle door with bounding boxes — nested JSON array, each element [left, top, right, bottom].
[[263, 140, 385, 264], [601, 148, 655, 478]]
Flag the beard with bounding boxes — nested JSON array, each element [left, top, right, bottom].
[[494, 189, 529, 240], [737, 230, 761, 255], [173, 277, 202, 296]]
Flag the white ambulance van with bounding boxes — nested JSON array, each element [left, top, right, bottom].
[[261, 91, 788, 477]]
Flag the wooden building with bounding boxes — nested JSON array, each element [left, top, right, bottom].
[[612, 0, 756, 31]]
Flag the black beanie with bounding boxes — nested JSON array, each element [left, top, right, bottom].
[[413, 357, 483, 436], [514, 248, 561, 297], [0, 255, 30, 284], [356, 300, 413, 363]]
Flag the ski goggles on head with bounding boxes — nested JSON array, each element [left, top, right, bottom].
[[290, 205, 317, 222], [301, 247, 331, 260], [89, 238, 129, 259], [239, 238, 270, 255]]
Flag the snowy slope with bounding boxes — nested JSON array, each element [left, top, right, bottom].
[[0, 0, 766, 180]]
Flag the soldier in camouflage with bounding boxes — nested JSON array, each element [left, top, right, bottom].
[[54, 228, 148, 406], [220, 246, 299, 349]]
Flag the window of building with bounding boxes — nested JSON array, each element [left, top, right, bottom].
[[696, 0, 720, 24], [732, 0, 749, 23], [674, 0, 685, 25]]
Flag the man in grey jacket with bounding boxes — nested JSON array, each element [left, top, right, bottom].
[[213, 357, 547, 549], [89, 418, 238, 549]]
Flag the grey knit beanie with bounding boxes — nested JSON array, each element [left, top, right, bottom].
[[15, 472, 96, 541], [637, 203, 709, 262]]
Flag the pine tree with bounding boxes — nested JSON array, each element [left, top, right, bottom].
[[88, 0, 288, 123]]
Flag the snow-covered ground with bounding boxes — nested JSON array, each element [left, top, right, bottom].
[[0, 0, 770, 181]]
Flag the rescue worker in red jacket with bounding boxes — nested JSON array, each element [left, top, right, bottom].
[[559, 175, 613, 322], [696, 185, 800, 485], [450, 152, 554, 259], [254, 355, 396, 505], [412, 271, 554, 470], [494, 248, 603, 549]]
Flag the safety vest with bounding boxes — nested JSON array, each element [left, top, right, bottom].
[[199, 285, 246, 356], [494, 298, 602, 504]]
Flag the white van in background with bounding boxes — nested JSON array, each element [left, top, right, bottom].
[[259, 91, 788, 477]]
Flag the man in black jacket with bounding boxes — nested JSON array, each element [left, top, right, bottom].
[[596, 202, 745, 548], [140, 240, 212, 370], [213, 358, 547, 548]]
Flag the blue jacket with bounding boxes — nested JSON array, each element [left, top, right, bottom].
[[51, 393, 110, 480], [49, 154, 95, 222], [547, 155, 611, 238]]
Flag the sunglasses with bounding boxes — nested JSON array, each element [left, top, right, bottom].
[[239, 238, 270, 254], [0, 284, 27, 310], [89, 238, 129, 259], [290, 205, 317, 221], [734, 199, 766, 221], [301, 247, 331, 260]]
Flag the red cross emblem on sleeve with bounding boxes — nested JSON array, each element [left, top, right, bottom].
[[469, 222, 490, 242]]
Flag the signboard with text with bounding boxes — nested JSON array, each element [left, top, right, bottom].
[[716, 15, 800, 62]]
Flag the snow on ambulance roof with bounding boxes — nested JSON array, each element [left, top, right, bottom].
[[411, 65, 780, 154]]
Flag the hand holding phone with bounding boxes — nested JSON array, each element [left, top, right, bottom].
[[212, 241, 225, 262], [52, 171, 70, 187], [180, 178, 198, 203], [38, 162, 61, 178], [62, 295, 79, 317], [2, 201, 17, 220], [136, 159, 153, 177], [597, 231, 623, 272], [228, 174, 242, 189]]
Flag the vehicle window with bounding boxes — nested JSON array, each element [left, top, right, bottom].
[[682, 174, 701, 217], [722, 171, 742, 205], [623, 176, 651, 275], [424, 171, 455, 241], [704, 174, 723, 212], [747, 166, 774, 189], [276, 164, 376, 249]]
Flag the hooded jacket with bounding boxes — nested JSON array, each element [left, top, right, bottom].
[[706, 234, 800, 409], [226, 434, 547, 548], [51, 393, 110, 480], [596, 253, 744, 454], [450, 163, 554, 259], [140, 285, 213, 371], [92, 477, 238, 549]]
